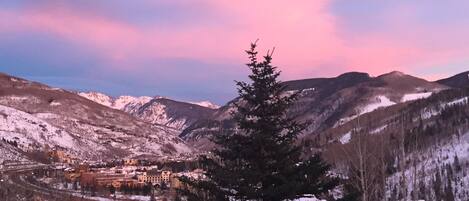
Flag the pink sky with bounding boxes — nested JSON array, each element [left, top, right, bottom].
[[0, 0, 468, 103]]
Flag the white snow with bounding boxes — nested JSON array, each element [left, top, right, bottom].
[[49, 101, 61, 106], [401, 92, 432, 102], [336, 96, 396, 126], [114, 95, 153, 111], [339, 132, 351, 144], [0, 104, 77, 150], [360, 96, 396, 115], [189, 101, 220, 109], [370, 125, 388, 134], [78, 92, 114, 107], [445, 97, 468, 106], [419, 96, 469, 120], [293, 195, 323, 201], [386, 131, 469, 201]]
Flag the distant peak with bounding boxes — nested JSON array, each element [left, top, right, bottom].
[[376, 71, 410, 79], [386, 71, 405, 76], [337, 72, 370, 79]]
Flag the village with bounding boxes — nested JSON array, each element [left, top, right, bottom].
[[26, 149, 206, 200]]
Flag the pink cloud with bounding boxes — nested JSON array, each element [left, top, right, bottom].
[[1, 0, 468, 80]]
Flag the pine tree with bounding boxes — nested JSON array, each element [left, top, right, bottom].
[[179, 42, 338, 201], [454, 155, 462, 172], [445, 175, 455, 201], [433, 168, 442, 201]]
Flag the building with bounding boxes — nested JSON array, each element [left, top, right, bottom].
[[64, 168, 80, 182], [48, 149, 77, 164], [111, 178, 142, 189], [80, 172, 131, 188], [77, 163, 90, 173], [124, 159, 139, 166], [137, 169, 172, 185]]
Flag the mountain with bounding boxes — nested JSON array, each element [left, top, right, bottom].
[[79, 92, 218, 130], [183, 70, 469, 199], [436, 70, 469, 88], [316, 87, 469, 200], [134, 98, 217, 130], [181, 71, 448, 150], [0, 73, 193, 160], [77, 92, 154, 112]]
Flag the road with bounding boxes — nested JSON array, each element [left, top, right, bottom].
[[1, 163, 92, 200]]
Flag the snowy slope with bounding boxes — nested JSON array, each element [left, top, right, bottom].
[[0, 73, 194, 160], [386, 131, 469, 201], [114, 95, 153, 112], [0, 140, 31, 164], [79, 92, 216, 130], [78, 92, 153, 111], [322, 88, 469, 201], [0, 103, 192, 160], [135, 98, 216, 130], [401, 92, 433, 102], [182, 71, 448, 149], [0, 105, 77, 150]]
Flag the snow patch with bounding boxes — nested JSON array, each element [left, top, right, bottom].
[[50, 101, 61, 106], [339, 132, 351, 144], [445, 97, 468, 106], [370, 125, 388, 134], [401, 92, 432, 102], [360, 96, 396, 115], [337, 96, 396, 126], [189, 101, 220, 109]]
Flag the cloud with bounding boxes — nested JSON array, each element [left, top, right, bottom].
[[1, 0, 469, 103]]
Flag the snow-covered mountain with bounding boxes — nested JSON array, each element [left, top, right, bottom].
[[181, 71, 448, 149], [78, 92, 217, 130], [0, 73, 193, 160], [319, 87, 469, 201], [134, 98, 217, 131], [77, 92, 153, 112]]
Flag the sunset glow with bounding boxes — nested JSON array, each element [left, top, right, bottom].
[[1, 0, 468, 103]]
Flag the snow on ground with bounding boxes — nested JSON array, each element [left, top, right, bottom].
[[420, 96, 469, 120], [445, 96, 469, 107], [114, 95, 153, 111], [339, 131, 351, 144], [360, 96, 396, 115], [49, 101, 61, 106], [338, 96, 396, 125], [0, 141, 30, 164], [78, 92, 114, 108], [401, 92, 433, 102], [386, 131, 469, 200], [0, 104, 77, 149], [370, 125, 388, 134], [0, 104, 192, 160], [189, 101, 220, 109], [292, 195, 324, 201]]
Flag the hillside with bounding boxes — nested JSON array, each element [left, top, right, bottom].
[[181, 71, 448, 150], [437, 70, 469, 88], [79, 92, 217, 130], [0, 73, 193, 160], [316, 88, 469, 200]]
